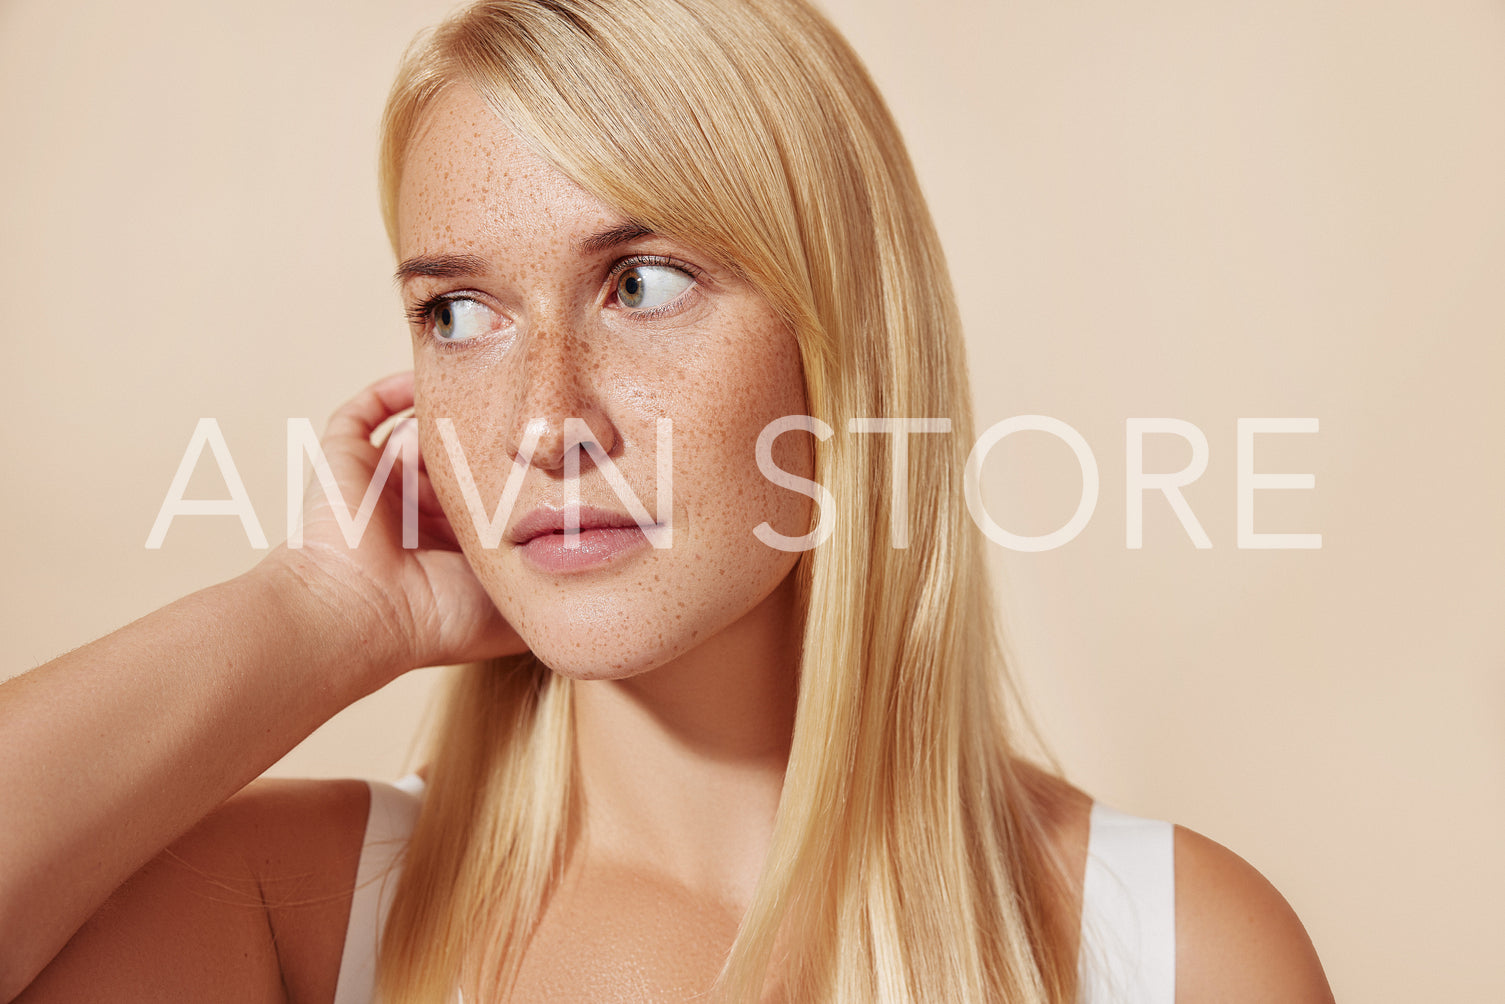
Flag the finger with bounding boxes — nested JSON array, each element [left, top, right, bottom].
[[415, 513, 462, 551], [324, 372, 417, 444], [371, 407, 418, 451], [382, 418, 446, 516], [416, 473, 446, 518]]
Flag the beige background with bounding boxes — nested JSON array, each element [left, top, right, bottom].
[[3, 0, 1501, 999]]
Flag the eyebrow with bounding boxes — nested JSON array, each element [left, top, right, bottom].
[[394, 222, 656, 284], [575, 221, 654, 254], [393, 253, 491, 284]]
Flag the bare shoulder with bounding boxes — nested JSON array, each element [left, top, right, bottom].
[[1007, 762, 1334, 1004], [1174, 824, 1334, 1003], [16, 777, 368, 1004]]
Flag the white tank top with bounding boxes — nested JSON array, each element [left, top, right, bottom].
[[333, 780, 1174, 1004]]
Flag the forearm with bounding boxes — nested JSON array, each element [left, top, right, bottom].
[[0, 554, 400, 995]]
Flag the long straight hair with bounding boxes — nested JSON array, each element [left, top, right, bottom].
[[375, 1, 1079, 1000]]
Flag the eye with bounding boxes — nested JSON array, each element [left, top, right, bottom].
[[426, 297, 495, 343], [614, 264, 695, 311]]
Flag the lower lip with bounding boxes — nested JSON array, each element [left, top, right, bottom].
[[518, 526, 655, 573]]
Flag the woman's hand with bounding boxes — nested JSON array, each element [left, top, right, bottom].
[[265, 371, 527, 689]]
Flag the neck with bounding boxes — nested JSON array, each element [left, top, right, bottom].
[[570, 571, 802, 908]]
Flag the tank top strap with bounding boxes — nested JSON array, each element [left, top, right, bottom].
[[1077, 801, 1176, 1004], [333, 775, 425, 1004]]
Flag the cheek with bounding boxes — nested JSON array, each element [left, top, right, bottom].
[[413, 366, 466, 505], [672, 332, 814, 545], [413, 375, 538, 634], [412, 365, 510, 554]]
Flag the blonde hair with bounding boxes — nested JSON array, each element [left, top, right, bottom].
[[375, 1, 1079, 1001]]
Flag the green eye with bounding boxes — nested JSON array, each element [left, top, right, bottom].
[[432, 298, 491, 342], [616, 264, 694, 311]]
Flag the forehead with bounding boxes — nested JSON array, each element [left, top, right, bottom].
[[396, 84, 618, 259]]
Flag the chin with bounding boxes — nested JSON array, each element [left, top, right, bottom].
[[520, 627, 706, 682], [500, 592, 718, 681]]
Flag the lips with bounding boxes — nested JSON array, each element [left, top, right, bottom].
[[506, 504, 655, 545], [507, 504, 663, 574]]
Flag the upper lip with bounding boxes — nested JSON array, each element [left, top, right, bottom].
[[506, 504, 658, 545]]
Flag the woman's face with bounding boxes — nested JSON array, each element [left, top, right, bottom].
[[396, 85, 813, 679]]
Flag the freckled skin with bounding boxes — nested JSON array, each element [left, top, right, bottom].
[[397, 85, 814, 680]]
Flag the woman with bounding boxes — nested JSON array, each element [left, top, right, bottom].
[[0, 0, 1334, 1001]]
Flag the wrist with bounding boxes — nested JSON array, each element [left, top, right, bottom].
[[247, 546, 416, 699]]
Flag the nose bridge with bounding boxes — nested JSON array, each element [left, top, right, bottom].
[[511, 305, 616, 471]]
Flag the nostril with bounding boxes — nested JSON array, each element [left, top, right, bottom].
[[515, 416, 565, 471], [512, 415, 620, 472], [562, 417, 603, 459]]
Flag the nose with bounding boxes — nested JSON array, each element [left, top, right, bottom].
[[507, 317, 618, 474]]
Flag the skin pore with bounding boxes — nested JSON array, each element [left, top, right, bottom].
[[395, 83, 814, 993]]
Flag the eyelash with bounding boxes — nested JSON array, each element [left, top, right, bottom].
[[604, 254, 704, 318], [405, 292, 463, 329], [404, 255, 704, 342]]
